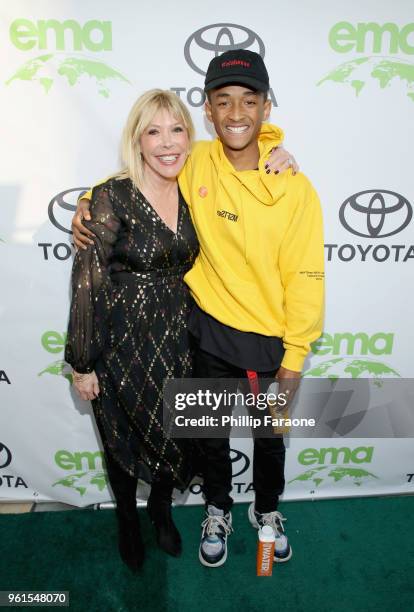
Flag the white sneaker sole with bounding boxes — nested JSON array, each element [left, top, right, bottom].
[[248, 502, 293, 563]]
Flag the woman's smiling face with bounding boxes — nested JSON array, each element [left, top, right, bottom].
[[140, 108, 190, 181]]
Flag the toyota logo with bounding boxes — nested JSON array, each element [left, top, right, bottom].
[[184, 24, 265, 76], [339, 190, 412, 238], [0, 443, 12, 468], [48, 188, 89, 234], [230, 448, 250, 478]]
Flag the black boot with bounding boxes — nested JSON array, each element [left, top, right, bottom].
[[116, 509, 145, 571], [104, 453, 145, 570], [147, 481, 182, 557]]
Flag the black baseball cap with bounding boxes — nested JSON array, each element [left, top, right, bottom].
[[204, 49, 269, 93]]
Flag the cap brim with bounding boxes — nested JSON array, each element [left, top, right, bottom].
[[204, 75, 268, 92]]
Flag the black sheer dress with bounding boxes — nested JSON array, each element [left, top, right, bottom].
[[65, 177, 199, 488]]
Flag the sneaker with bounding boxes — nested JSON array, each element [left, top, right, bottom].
[[199, 504, 233, 567], [248, 502, 292, 563]]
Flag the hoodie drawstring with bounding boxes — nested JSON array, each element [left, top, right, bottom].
[[240, 187, 249, 264]]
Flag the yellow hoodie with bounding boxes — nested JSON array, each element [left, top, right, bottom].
[[178, 124, 324, 372]]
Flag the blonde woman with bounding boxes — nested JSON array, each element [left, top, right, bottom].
[[65, 90, 199, 570]]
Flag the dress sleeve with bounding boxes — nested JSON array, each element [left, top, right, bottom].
[[65, 183, 121, 373]]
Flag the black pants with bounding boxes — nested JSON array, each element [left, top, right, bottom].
[[195, 346, 286, 514]]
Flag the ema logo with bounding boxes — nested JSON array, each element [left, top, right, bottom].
[[305, 332, 400, 379], [38, 331, 72, 384], [318, 21, 414, 102], [38, 188, 88, 262], [171, 23, 277, 107], [289, 446, 379, 491], [311, 331, 394, 356], [303, 333, 410, 437], [325, 189, 414, 263], [6, 18, 130, 97], [53, 450, 108, 497]]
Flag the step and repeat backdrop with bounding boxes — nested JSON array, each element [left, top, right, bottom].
[[1, 1, 413, 506]]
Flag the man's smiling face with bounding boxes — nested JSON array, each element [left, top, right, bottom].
[[205, 84, 271, 153]]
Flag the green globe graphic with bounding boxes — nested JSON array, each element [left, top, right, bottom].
[[288, 465, 378, 488], [53, 470, 108, 496], [6, 53, 130, 97], [38, 360, 73, 384], [301, 358, 400, 435], [303, 357, 400, 382], [317, 56, 414, 101]]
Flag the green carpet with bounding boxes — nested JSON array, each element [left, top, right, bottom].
[[1, 496, 413, 612]]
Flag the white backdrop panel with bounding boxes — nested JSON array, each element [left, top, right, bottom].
[[1, 1, 413, 505]]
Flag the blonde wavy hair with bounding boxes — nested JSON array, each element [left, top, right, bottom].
[[116, 89, 195, 189]]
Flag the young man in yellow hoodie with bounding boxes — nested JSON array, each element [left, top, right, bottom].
[[177, 50, 324, 568], [71, 50, 323, 568]]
